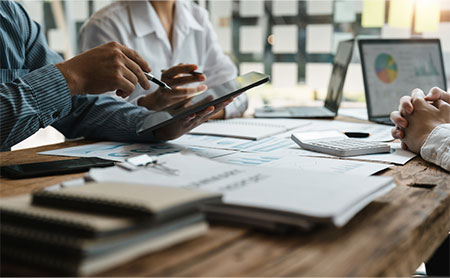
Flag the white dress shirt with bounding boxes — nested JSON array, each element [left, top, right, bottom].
[[420, 123, 450, 171], [79, 0, 247, 118]]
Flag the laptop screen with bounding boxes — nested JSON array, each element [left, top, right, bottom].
[[324, 40, 354, 112], [359, 39, 447, 118]]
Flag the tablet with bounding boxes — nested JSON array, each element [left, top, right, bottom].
[[137, 71, 270, 134]]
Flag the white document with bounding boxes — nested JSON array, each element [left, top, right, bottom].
[[89, 153, 395, 227], [239, 26, 264, 54], [272, 0, 298, 16], [189, 118, 309, 140], [274, 119, 394, 142], [214, 152, 390, 176], [334, 0, 356, 23], [39, 142, 235, 162]]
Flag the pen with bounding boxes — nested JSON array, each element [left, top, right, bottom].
[[344, 132, 370, 138], [144, 72, 172, 90], [161, 69, 203, 75]]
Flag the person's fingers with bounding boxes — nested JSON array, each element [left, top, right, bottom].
[[391, 127, 404, 139], [170, 85, 208, 99], [411, 88, 426, 99], [123, 57, 150, 90], [425, 87, 450, 103], [163, 64, 198, 78], [399, 96, 413, 114], [433, 99, 450, 110], [169, 74, 206, 87], [121, 66, 139, 87], [390, 111, 407, 128], [195, 106, 215, 119], [119, 44, 151, 72], [114, 78, 135, 97], [401, 142, 408, 150]]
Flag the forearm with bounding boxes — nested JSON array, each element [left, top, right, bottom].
[[420, 124, 450, 171], [52, 95, 160, 143], [0, 65, 72, 151]]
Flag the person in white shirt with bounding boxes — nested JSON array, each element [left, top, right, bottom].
[[79, 0, 247, 119], [390, 87, 449, 171]]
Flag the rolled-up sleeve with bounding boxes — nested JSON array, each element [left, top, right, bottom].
[[0, 65, 72, 151], [420, 124, 450, 171]]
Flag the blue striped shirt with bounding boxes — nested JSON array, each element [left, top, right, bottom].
[[0, 1, 157, 151]]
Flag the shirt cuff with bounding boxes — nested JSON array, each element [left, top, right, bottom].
[[420, 124, 450, 171], [23, 64, 72, 127]]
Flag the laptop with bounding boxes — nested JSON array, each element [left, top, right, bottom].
[[358, 39, 447, 125], [254, 39, 354, 119]]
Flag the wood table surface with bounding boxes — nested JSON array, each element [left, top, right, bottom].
[[1, 139, 449, 277]]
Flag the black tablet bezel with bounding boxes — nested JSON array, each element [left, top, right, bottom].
[[138, 72, 270, 134]]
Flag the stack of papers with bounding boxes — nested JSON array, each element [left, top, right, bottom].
[[88, 153, 396, 230]]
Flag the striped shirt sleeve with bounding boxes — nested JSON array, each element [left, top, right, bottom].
[[0, 65, 72, 151]]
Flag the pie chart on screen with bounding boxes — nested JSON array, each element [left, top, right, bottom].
[[375, 53, 398, 84]]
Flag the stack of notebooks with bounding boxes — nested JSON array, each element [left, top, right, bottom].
[[0, 182, 221, 276]]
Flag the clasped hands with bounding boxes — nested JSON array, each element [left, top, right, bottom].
[[390, 87, 450, 154]]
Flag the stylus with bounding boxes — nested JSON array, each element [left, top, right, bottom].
[[144, 72, 172, 90]]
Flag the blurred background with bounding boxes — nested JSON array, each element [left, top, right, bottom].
[[13, 0, 450, 150]]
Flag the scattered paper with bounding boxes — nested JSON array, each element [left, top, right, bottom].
[[215, 152, 390, 176], [361, 0, 385, 28], [388, 0, 414, 29], [39, 142, 235, 162], [272, 25, 298, 54], [306, 24, 333, 54]]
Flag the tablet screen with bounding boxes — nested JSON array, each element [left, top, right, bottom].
[[138, 72, 269, 134]]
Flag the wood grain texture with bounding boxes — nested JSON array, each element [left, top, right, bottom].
[[1, 140, 449, 277]]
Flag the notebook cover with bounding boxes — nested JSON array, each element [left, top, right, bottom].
[[32, 182, 222, 220]]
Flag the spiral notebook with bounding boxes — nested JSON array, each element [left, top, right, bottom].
[[188, 118, 308, 140]]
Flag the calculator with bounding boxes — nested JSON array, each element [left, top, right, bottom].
[[291, 131, 391, 157]]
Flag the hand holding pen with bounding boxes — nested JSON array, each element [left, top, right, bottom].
[[138, 64, 207, 111]]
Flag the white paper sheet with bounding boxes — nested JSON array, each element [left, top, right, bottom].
[[381, 25, 411, 39], [48, 29, 65, 53], [271, 63, 298, 88], [89, 153, 395, 227], [239, 26, 264, 54], [214, 152, 390, 176], [343, 64, 365, 94], [306, 24, 333, 53], [39, 142, 235, 162], [272, 25, 298, 54]]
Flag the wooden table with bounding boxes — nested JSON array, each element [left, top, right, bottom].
[[1, 139, 449, 277]]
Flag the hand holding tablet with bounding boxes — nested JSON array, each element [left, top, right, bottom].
[[138, 72, 269, 138]]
